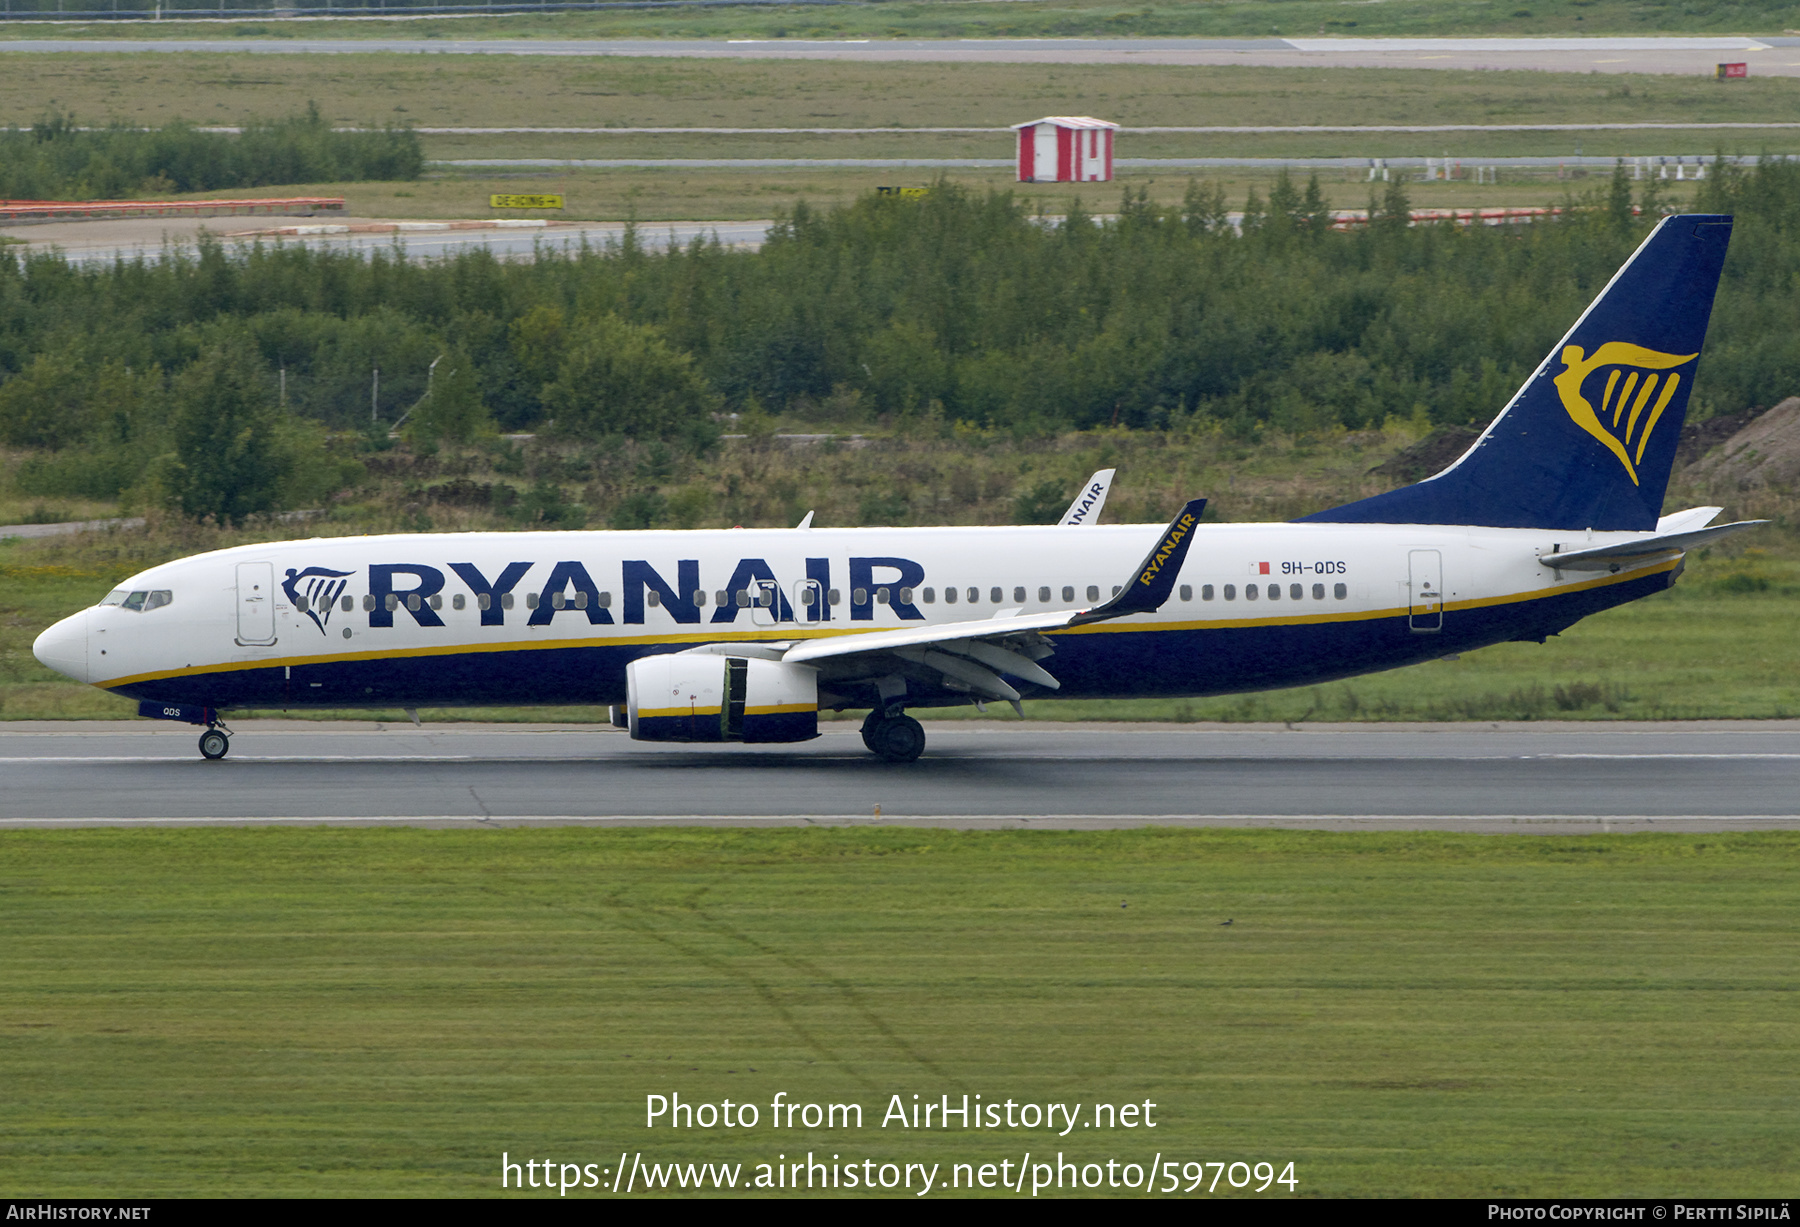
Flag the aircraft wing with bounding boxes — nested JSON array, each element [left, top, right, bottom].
[[781, 499, 1205, 706], [1540, 519, 1767, 572]]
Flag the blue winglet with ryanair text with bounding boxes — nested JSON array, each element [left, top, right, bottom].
[[1073, 498, 1207, 624], [1302, 214, 1733, 532]]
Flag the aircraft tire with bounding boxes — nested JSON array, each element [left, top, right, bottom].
[[198, 729, 230, 760], [868, 714, 926, 763]]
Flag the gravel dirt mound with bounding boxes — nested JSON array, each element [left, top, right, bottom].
[[1367, 426, 1481, 485], [1687, 397, 1800, 491]]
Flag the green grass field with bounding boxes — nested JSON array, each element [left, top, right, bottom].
[[7, 0, 1800, 42], [159, 167, 1695, 226], [10, 56, 1800, 133], [0, 827, 1793, 1197], [0, 52, 1780, 220]]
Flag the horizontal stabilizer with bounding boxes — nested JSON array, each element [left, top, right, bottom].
[[1541, 520, 1767, 571]]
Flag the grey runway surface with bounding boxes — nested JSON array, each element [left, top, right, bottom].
[[6, 35, 1800, 76], [3, 720, 1796, 831], [23, 218, 773, 268]]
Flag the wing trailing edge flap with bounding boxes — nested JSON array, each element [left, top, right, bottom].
[[1540, 518, 1767, 572], [781, 499, 1206, 701]]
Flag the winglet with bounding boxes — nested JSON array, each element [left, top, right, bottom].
[[1072, 498, 1206, 625], [1059, 468, 1116, 526]]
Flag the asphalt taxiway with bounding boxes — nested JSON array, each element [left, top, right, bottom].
[[2, 720, 1795, 831], [6, 36, 1800, 77]]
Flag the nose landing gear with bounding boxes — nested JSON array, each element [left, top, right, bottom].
[[861, 708, 926, 763], [198, 726, 231, 761]]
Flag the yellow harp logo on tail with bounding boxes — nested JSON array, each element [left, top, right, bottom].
[[1552, 342, 1696, 485]]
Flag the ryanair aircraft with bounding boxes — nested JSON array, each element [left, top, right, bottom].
[[32, 214, 1763, 762]]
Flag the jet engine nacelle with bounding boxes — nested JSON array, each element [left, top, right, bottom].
[[625, 653, 819, 743]]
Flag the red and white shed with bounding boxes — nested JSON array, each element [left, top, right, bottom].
[[1013, 116, 1118, 183]]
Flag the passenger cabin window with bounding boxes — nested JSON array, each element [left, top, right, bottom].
[[944, 587, 957, 604], [1245, 584, 1258, 601], [692, 591, 706, 607], [990, 587, 1002, 603], [406, 594, 421, 612], [1037, 586, 1051, 603], [1312, 584, 1325, 600], [295, 595, 311, 613], [647, 591, 661, 607], [363, 595, 376, 611], [1062, 585, 1075, 603], [854, 588, 868, 606], [476, 593, 490, 611], [829, 589, 841, 605], [1013, 587, 1026, 604], [876, 587, 891, 604], [453, 593, 466, 611], [1267, 584, 1281, 601], [1223, 584, 1236, 600], [898, 587, 915, 604], [1087, 585, 1099, 602], [502, 593, 515, 610], [923, 587, 935, 604], [341, 595, 354, 612], [1334, 583, 1348, 600], [1202, 585, 1215, 601], [1289, 584, 1302, 600], [1179, 585, 1192, 602], [525, 593, 539, 609]]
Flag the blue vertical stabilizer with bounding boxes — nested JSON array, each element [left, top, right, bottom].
[[1303, 214, 1733, 531]]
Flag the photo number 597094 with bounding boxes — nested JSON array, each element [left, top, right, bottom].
[[1161, 1160, 1297, 1193]]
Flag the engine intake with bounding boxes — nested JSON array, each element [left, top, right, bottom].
[[626, 654, 819, 743]]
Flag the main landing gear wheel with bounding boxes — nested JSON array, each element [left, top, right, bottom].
[[198, 728, 230, 760], [862, 712, 926, 764]]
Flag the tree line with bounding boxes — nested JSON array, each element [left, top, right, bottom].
[[1, 160, 1796, 521], [0, 106, 422, 201]]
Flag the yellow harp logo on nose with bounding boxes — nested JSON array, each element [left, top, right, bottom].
[[1552, 342, 1696, 486]]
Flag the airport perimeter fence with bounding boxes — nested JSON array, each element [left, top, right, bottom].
[[0, 0, 853, 18]]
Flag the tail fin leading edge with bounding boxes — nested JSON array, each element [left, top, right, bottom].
[[1304, 214, 1733, 531]]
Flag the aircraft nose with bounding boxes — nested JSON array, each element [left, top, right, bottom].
[[33, 609, 90, 684]]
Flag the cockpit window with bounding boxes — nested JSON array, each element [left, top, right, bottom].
[[109, 590, 172, 613]]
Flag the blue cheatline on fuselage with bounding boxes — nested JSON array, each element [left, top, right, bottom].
[[108, 562, 1673, 711]]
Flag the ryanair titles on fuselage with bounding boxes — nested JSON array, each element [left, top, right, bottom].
[[280, 552, 928, 635]]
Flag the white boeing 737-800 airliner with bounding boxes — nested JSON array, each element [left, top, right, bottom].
[[32, 214, 1764, 762]]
